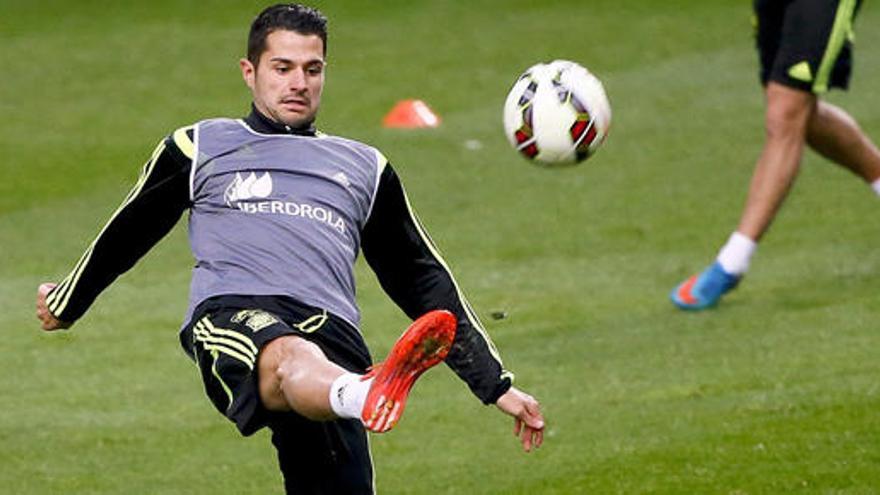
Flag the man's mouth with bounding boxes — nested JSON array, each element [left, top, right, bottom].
[[280, 97, 308, 110]]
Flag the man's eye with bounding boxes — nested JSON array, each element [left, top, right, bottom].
[[276, 67, 290, 74], [307, 66, 323, 75]]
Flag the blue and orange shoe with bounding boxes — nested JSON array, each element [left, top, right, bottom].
[[670, 262, 740, 310], [361, 309, 457, 433]]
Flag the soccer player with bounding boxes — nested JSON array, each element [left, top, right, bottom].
[[671, 0, 880, 310], [34, 4, 544, 493]]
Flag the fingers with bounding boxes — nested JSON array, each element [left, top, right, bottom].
[[496, 387, 546, 453], [36, 283, 66, 331], [517, 420, 543, 452], [37, 307, 60, 331], [513, 398, 545, 453], [523, 399, 545, 430], [521, 424, 533, 452], [36, 284, 53, 326], [521, 396, 544, 452]]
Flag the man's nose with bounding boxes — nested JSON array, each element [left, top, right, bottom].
[[288, 68, 307, 90]]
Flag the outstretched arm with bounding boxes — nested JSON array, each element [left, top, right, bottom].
[[361, 162, 544, 450], [37, 128, 194, 328], [361, 164, 512, 403]]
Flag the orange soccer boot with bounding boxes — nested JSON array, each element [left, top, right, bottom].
[[361, 309, 457, 433]]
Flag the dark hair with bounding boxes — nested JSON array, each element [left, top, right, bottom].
[[247, 4, 328, 65]]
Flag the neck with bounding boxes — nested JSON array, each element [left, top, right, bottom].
[[244, 104, 317, 136]]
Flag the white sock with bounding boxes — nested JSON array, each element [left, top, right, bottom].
[[328, 372, 372, 419], [871, 178, 880, 196], [716, 231, 757, 276]]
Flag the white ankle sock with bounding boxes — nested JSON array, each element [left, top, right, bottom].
[[328, 372, 372, 419], [716, 231, 757, 276], [871, 178, 880, 196]]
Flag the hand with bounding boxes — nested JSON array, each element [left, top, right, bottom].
[[36, 283, 71, 331], [495, 386, 545, 452]]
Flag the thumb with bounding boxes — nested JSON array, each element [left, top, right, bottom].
[[522, 401, 544, 429], [38, 283, 57, 297]]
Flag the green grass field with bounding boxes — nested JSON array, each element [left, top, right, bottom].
[[3, 1, 880, 493]]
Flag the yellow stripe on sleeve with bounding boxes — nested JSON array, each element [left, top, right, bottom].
[[48, 140, 167, 317], [399, 187, 505, 367]]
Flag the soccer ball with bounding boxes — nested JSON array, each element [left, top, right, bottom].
[[503, 60, 611, 165]]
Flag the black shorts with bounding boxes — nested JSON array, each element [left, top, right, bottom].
[[754, 0, 862, 93], [180, 295, 375, 494]]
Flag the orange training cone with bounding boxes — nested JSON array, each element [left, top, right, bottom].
[[382, 99, 441, 128]]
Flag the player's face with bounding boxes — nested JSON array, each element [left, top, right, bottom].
[[241, 30, 325, 128]]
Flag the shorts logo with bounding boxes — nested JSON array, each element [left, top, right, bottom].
[[788, 61, 813, 83], [232, 310, 279, 333]]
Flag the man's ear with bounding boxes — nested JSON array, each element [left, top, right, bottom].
[[240, 58, 256, 90]]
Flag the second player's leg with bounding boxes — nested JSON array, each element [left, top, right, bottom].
[[736, 82, 816, 241], [670, 82, 815, 310], [807, 100, 880, 183]]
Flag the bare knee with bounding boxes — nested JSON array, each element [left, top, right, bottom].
[[257, 335, 343, 421], [763, 83, 815, 142], [258, 335, 325, 412]]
